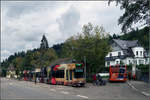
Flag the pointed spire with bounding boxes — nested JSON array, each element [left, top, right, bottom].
[[40, 34, 49, 49]]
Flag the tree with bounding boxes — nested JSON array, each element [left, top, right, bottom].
[[12, 57, 25, 77], [52, 43, 64, 57], [109, 0, 149, 33], [40, 34, 49, 49], [42, 48, 58, 67], [62, 23, 111, 79]]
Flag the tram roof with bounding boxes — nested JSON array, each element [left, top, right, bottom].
[[50, 58, 73, 66]]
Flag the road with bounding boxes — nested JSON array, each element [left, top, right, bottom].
[[1, 78, 149, 100]]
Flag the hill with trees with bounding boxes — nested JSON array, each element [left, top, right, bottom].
[[1, 35, 58, 77], [0, 24, 149, 77]]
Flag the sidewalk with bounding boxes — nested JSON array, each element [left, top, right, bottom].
[[127, 80, 150, 97]]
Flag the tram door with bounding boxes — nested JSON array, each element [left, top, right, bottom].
[[65, 70, 72, 84]]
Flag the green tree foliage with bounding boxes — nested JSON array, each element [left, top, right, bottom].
[[109, 0, 149, 33], [1, 35, 57, 77], [38, 48, 58, 67], [137, 64, 149, 73], [52, 43, 64, 57], [62, 23, 111, 75], [12, 57, 25, 76]]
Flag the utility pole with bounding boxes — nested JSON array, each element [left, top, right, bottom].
[[84, 56, 86, 83], [132, 59, 136, 80]]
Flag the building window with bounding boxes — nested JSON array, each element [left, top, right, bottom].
[[107, 62, 110, 66], [110, 53, 112, 57], [136, 51, 138, 56], [139, 60, 144, 64], [140, 51, 142, 56], [116, 61, 119, 64], [135, 60, 137, 64], [118, 52, 121, 56]]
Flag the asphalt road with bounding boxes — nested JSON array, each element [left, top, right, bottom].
[[1, 78, 149, 100]]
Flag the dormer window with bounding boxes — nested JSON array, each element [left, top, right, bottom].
[[140, 51, 142, 56], [116, 61, 119, 64], [110, 53, 112, 57], [136, 51, 138, 56]]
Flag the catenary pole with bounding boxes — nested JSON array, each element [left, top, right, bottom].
[[84, 56, 86, 83]]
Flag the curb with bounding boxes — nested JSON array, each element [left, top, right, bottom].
[[127, 81, 150, 97]]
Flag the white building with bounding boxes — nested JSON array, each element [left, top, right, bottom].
[[105, 39, 146, 67], [145, 51, 150, 65]]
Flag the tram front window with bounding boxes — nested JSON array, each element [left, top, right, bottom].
[[74, 69, 84, 78], [119, 68, 125, 73]]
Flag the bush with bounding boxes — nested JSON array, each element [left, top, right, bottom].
[[126, 64, 149, 73], [137, 64, 149, 73], [86, 78, 93, 83], [127, 64, 132, 71]]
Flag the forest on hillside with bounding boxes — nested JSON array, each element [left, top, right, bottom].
[[0, 23, 149, 77], [1, 23, 111, 77]]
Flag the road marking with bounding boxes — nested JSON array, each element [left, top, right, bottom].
[[127, 81, 150, 97], [127, 82, 138, 91], [50, 89, 56, 92], [77, 95, 88, 99], [61, 91, 69, 94], [131, 85, 138, 91], [142, 92, 150, 96], [9, 83, 13, 85]]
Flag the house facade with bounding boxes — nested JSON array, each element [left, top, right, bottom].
[[145, 51, 150, 65], [105, 39, 146, 67]]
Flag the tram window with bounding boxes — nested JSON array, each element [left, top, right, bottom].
[[119, 68, 125, 73], [55, 71, 59, 78], [55, 70, 64, 78], [70, 70, 72, 80], [66, 70, 68, 80], [60, 70, 64, 78], [74, 69, 84, 78]]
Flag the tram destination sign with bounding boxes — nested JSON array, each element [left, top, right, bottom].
[[75, 69, 83, 72]]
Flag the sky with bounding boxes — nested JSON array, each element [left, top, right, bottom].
[[1, 1, 124, 62]]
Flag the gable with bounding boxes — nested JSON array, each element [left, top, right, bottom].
[[111, 42, 122, 51]]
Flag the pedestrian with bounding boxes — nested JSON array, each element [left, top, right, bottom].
[[92, 74, 97, 86], [35, 75, 37, 84], [97, 74, 101, 85], [128, 71, 131, 81], [133, 74, 136, 80]]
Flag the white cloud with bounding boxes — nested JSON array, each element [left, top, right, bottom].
[[1, 1, 124, 62], [56, 6, 81, 37]]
